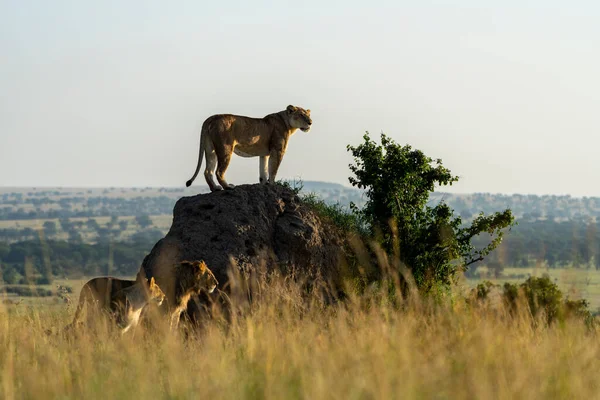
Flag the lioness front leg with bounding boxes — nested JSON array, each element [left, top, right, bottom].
[[259, 155, 269, 184], [268, 149, 285, 185]]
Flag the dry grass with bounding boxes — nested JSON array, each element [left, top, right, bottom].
[[1, 272, 599, 400]]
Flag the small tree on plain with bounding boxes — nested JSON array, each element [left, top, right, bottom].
[[135, 215, 153, 229], [118, 220, 129, 232], [347, 132, 515, 292], [43, 221, 57, 236]]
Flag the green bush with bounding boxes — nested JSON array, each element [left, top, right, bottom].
[[2, 266, 24, 285], [474, 280, 497, 300], [36, 275, 52, 285], [346, 132, 515, 292], [473, 275, 594, 326]]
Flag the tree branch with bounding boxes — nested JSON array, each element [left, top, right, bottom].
[[465, 256, 484, 267]]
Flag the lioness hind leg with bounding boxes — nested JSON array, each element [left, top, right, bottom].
[[204, 140, 223, 192], [215, 149, 235, 190]]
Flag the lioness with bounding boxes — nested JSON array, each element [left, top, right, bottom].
[[185, 105, 312, 191], [142, 260, 219, 330], [167, 260, 218, 330], [66, 276, 165, 335]]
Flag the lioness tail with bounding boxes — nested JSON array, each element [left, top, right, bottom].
[[186, 125, 207, 187]]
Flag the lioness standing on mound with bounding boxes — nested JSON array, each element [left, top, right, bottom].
[[185, 105, 312, 191]]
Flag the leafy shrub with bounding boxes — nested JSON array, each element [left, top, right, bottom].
[[346, 132, 515, 292], [36, 275, 53, 285], [473, 275, 594, 326], [135, 214, 153, 229], [474, 280, 497, 300], [2, 267, 24, 285]]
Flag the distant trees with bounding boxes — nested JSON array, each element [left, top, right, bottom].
[[67, 229, 83, 243], [59, 218, 71, 232], [476, 219, 600, 269], [107, 215, 119, 229], [3, 186, 600, 223], [130, 229, 164, 245], [42, 221, 57, 236], [1, 183, 600, 277], [118, 220, 129, 231], [135, 215, 153, 229], [0, 196, 176, 220], [86, 218, 100, 231], [0, 235, 160, 280], [460, 209, 473, 219], [96, 228, 112, 243]]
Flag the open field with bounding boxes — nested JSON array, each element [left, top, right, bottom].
[[5, 267, 600, 311], [0, 278, 135, 307], [0, 186, 196, 199], [0, 215, 172, 230], [1, 277, 599, 399], [0, 214, 172, 243]]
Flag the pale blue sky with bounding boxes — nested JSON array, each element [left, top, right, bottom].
[[1, 1, 599, 196]]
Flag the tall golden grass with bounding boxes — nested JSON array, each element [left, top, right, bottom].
[[1, 268, 599, 400]]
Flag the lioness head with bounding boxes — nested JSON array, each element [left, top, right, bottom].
[[179, 260, 219, 294], [286, 105, 312, 132], [148, 277, 166, 306]]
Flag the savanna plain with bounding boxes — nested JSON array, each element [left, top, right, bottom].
[[2, 184, 600, 399]]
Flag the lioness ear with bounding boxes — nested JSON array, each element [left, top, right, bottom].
[[150, 277, 155, 286], [286, 105, 296, 113], [306, 109, 311, 115]]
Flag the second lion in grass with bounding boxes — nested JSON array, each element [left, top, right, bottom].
[[67, 276, 165, 335], [138, 260, 219, 330]]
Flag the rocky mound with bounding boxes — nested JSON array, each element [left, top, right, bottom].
[[137, 184, 347, 300]]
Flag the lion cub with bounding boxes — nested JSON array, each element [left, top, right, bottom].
[[67, 276, 165, 335]]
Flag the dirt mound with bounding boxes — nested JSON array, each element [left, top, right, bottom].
[[136, 184, 347, 304]]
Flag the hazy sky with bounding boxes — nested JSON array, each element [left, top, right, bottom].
[[1, 1, 599, 196]]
